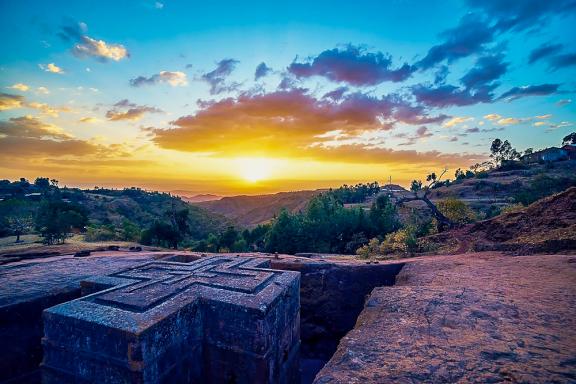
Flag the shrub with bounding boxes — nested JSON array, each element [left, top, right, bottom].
[[437, 197, 476, 224], [379, 227, 418, 256], [120, 220, 141, 242], [513, 175, 576, 205], [500, 203, 524, 215], [356, 238, 380, 259], [356, 226, 422, 259], [85, 225, 116, 242]]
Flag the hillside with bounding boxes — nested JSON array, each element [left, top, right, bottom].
[[428, 186, 576, 254], [0, 185, 230, 246], [428, 160, 576, 210], [78, 188, 229, 239], [470, 186, 576, 253], [195, 190, 321, 227]]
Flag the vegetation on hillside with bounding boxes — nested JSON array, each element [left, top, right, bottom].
[[0, 178, 227, 248], [1, 133, 575, 256]]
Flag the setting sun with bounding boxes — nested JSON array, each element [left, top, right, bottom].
[[235, 158, 274, 182]]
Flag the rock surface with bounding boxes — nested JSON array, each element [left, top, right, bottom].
[[0, 251, 188, 383], [314, 252, 576, 383], [0, 251, 404, 383], [42, 256, 300, 384]]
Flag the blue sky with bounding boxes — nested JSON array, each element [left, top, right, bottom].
[[0, 0, 575, 193]]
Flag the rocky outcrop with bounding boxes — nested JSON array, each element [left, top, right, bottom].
[[314, 252, 576, 383]]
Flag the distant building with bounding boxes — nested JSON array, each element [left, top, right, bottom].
[[562, 144, 576, 160], [24, 192, 43, 201], [521, 147, 568, 163]]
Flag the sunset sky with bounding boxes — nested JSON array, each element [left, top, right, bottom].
[[1, 0, 575, 195]]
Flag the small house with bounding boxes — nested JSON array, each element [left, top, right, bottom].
[[521, 147, 568, 163], [562, 144, 576, 160]]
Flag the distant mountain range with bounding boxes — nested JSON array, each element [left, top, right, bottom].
[[193, 190, 322, 227], [170, 192, 222, 203]]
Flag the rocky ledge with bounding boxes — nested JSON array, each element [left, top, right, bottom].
[[314, 252, 576, 383]]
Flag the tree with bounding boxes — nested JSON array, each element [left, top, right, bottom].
[[395, 169, 456, 232], [141, 221, 179, 248], [265, 209, 302, 254], [454, 168, 466, 180], [120, 220, 141, 242], [490, 138, 520, 166], [0, 199, 34, 241], [36, 200, 88, 244], [410, 180, 422, 192], [161, 206, 190, 249], [219, 226, 239, 251], [369, 194, 398, 235], [436, 198, 476, 224], [34, 177, 50, 190], [562, 132, 576, 146]]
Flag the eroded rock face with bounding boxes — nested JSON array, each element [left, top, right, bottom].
[[272, 260, 404, 361], [314, 253, 576, 383], [42, 256, 300, 384]]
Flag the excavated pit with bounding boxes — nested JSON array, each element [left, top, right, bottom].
[[0, 253, 404, 384], [165, 254, 406, 382], [269, 258, 405, 383]]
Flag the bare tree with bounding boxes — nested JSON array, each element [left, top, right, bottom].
[[394, 169, 456, 232], [7, 215, 33, 243]]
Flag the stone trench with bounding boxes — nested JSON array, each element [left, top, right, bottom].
[[0, 252, 404, 384]]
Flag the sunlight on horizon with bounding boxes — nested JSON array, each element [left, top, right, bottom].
[[234, 157, 275, 183]]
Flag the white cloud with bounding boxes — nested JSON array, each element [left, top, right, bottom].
[[27, 102, 72, 117], [39, 63, 64, 74], [73, 36, 129, 61], [130, 71, 188, 87], [443, 116, 473, 128], [79, 117, 98, 123], [497, 117, 520, 126], [483, 113, 501, 121], [36, 87, 50, 95], [556, 99, 572, 107], [7, 83, 30, 91]]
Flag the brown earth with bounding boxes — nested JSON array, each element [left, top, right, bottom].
[[314, 252, 576, 383], [428, 186, 576, 255]]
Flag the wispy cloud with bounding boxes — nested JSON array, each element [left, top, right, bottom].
[[106, 99, 162, 121], [201, 59, 240, 95], [6, 83, 30, 92], [130, 71, 188, 87], [443, 116, 473, 128], [0, 92, 25, 111], [498, 84, 559, 101]]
